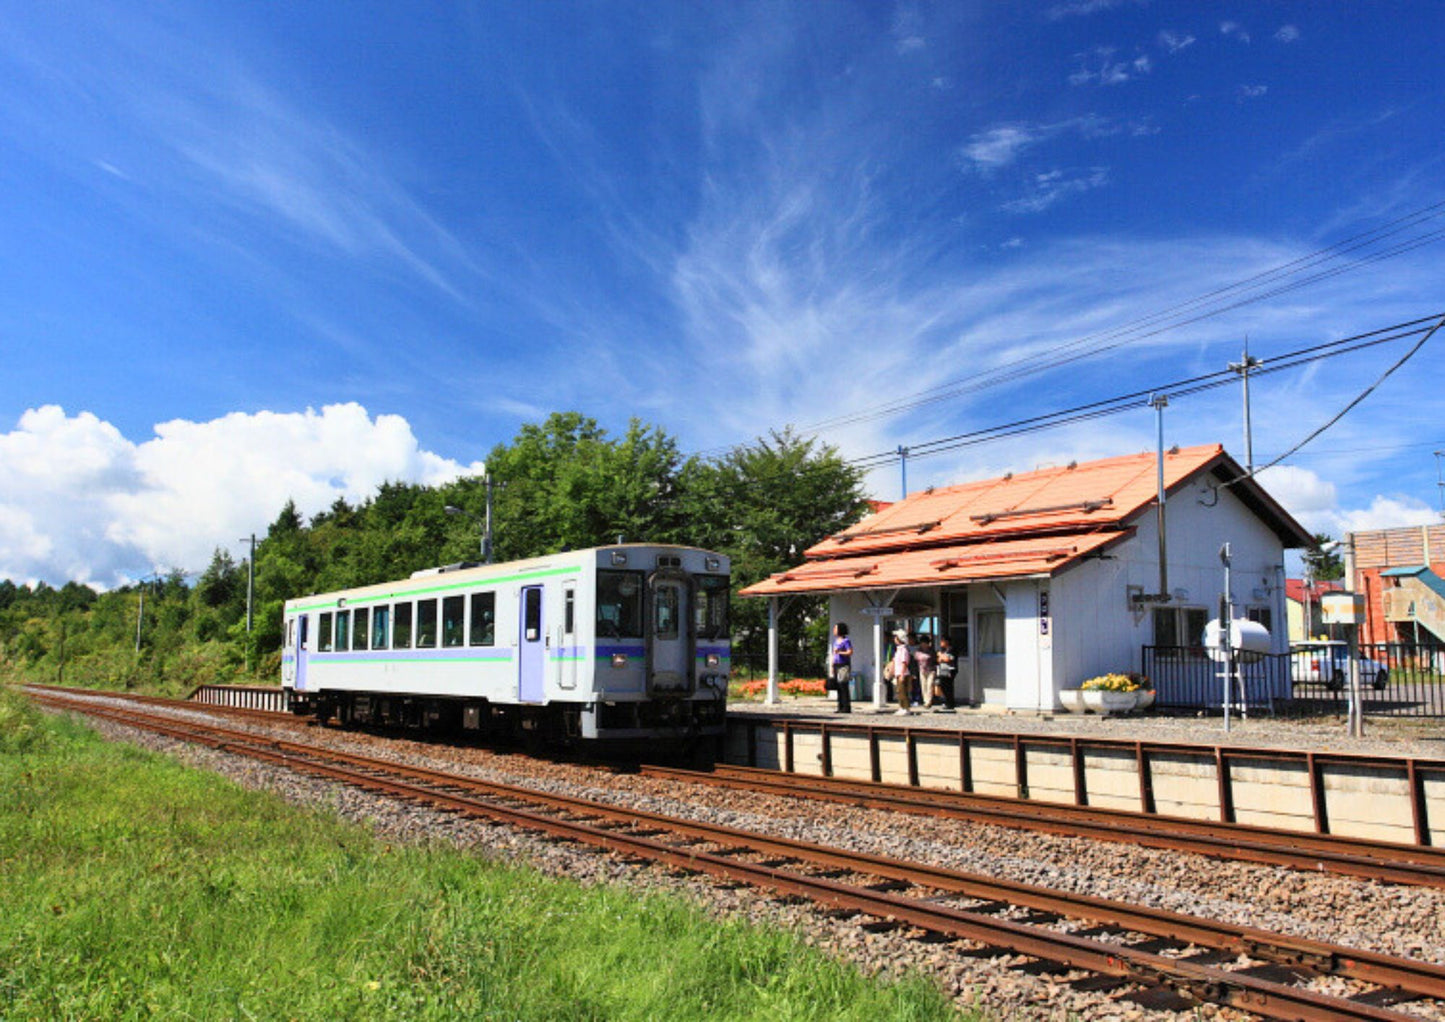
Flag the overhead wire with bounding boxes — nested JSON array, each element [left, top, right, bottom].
[[687, 197, 1445, 459], [846, 313, 1442, 472]]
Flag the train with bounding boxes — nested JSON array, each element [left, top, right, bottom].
[[281, 544, 730, 748]]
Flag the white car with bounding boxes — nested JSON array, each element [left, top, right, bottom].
[[1289, 641, 1389, 691]]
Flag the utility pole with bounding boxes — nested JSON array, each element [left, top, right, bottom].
[[483, 472, 494, 564], [1229, 340, 1263, 475], [897, 446, 910, 500], [1149, 393, 1170, 601], [239, 534, 256, 672]]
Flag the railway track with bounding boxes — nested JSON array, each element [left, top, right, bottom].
[[638, 762, 1445, 889], [31, 686, 1445, 1021]]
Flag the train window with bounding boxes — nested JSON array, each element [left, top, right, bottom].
[[353, 607, 370, 651], [523, 588, 542, 641], [694, 574, 730, 640], [318, 612, 334, 652], [334, 610, 350, 651], [286, 619, 294, 648], [468, 592, 495, 646], [564, 589, 575, 635], [299, 615, 309, 650], [372, 604, 390, 650], [596, 570, 643, 638], [442, 595, 465, 647], [394, 602, 413, 648], [417, 598, 438, 647], [654, 585, 679, 640]]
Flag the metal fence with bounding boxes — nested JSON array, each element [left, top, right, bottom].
[[1144, 642, 1445, 718]]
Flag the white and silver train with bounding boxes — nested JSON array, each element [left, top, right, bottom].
[[281, 544, 730, 746]]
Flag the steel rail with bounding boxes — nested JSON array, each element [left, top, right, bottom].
[[32, 690, 1443, 1019], [640, 762, 1445, 888]]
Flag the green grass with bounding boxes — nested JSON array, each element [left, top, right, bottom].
[[0, 687, 970, 1020]]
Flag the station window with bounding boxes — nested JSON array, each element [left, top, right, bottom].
[[1246, 606, 1273, 634], [394, 602, 413, 648], [1152, 606, 1208, 651], [334, 610, 349, 651], [318, 612, 334, 652], [469, 592, 495, 646], [353, 607, 370, 651], [944, 591, 969, 657], [442, 595, 465, 647], [417, 598, 438, 648], [372, 604, 390, 650], [976, 608, 1005, 656]]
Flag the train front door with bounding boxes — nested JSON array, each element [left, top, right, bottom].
[[650, 578, 688, 693], [518, 585, 545, 702]]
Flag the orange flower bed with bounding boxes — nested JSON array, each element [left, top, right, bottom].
[[735, 677, 828, 699]]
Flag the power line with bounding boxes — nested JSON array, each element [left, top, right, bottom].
[[846, 313, 1442, 471], [690, 198, 1445, 458]]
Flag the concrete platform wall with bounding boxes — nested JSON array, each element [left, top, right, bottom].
[[725, 718, 1443, 846]]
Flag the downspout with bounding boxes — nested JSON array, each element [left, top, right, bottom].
[[1152, 394, 1169, 601]]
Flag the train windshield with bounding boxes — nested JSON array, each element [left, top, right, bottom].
[[596, 570, 644, 639], [695, 574, 730, 640]]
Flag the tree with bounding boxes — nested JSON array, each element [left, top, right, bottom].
[[1303, 533, 1345, 582], [680, 428, 869, 668]]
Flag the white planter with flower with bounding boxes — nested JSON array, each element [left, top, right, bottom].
[[1078, 672, 1153, 714]]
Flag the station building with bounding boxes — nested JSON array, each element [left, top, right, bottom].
[[741, 444, 1312, 712]]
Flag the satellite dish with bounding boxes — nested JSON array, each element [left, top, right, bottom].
[[1203, 617, 1270, 663]]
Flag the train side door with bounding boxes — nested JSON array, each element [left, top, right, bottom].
[[518, 585, 545, 702], [295, 615, 310, 692], [650, 578, 688, 692], [558, 583, 578, 690]]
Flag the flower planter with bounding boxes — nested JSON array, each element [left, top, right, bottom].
[[1082, 689, 1140, 714], [1057, 689, 1085, 713], [1135, 689, 1156, 710]]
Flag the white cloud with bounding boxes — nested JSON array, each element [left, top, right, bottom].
[[958, 114, 1151, 172], [1158, 30, 1196, 54], [1275, 24, 1300, 43], [1237, 84, 1269, 100], [1001, 167, 1110, 213], [1046, 0, 1140, 20], [0, 405, 485, 587], [960, 125, 1042, 171], [1068, 47, 1152, 87], [891, 5, 926, 54], [1220, 21, 1252, 43]]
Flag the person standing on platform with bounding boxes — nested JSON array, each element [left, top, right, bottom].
[[915, 633, 937, 709], [829, 623, 853, 713], [891, 629, 914, 715], [934, 636, 958, 712]]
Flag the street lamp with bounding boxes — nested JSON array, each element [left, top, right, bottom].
[[1307, 540, 1342, 640]]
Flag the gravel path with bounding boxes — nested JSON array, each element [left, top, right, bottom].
[[46, 694, 1445, 1022]]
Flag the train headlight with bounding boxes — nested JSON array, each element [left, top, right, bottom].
[[611, 653, 628, 668], [705, 556, 720, 571], [706, 653, 720, 667], [611, 551, 628, 566]]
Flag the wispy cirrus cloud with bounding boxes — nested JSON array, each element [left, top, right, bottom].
[[1220, 21, 1252, 44], [1001, 167, 1110, 213], [1275, 24, 1301, 44], [1045, 0, 1142, 21], [1158, 30, 1195, 54], [958, 114, 1153, 172], [1237, 84, 1269, 101], [1068, 47, 1152, 86]]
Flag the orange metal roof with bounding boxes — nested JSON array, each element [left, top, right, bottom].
[[741, 529, 1130, 597], [809, 444, 1228, 559], [739, 443, 1312, 599]]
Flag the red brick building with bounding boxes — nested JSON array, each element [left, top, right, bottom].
[[1347, 523, 1445, 644]]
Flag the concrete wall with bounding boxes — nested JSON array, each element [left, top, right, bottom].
[[726, 719, 1443, 846]]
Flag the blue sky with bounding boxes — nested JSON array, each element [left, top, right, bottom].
[[2, 1, 1444, 586]]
